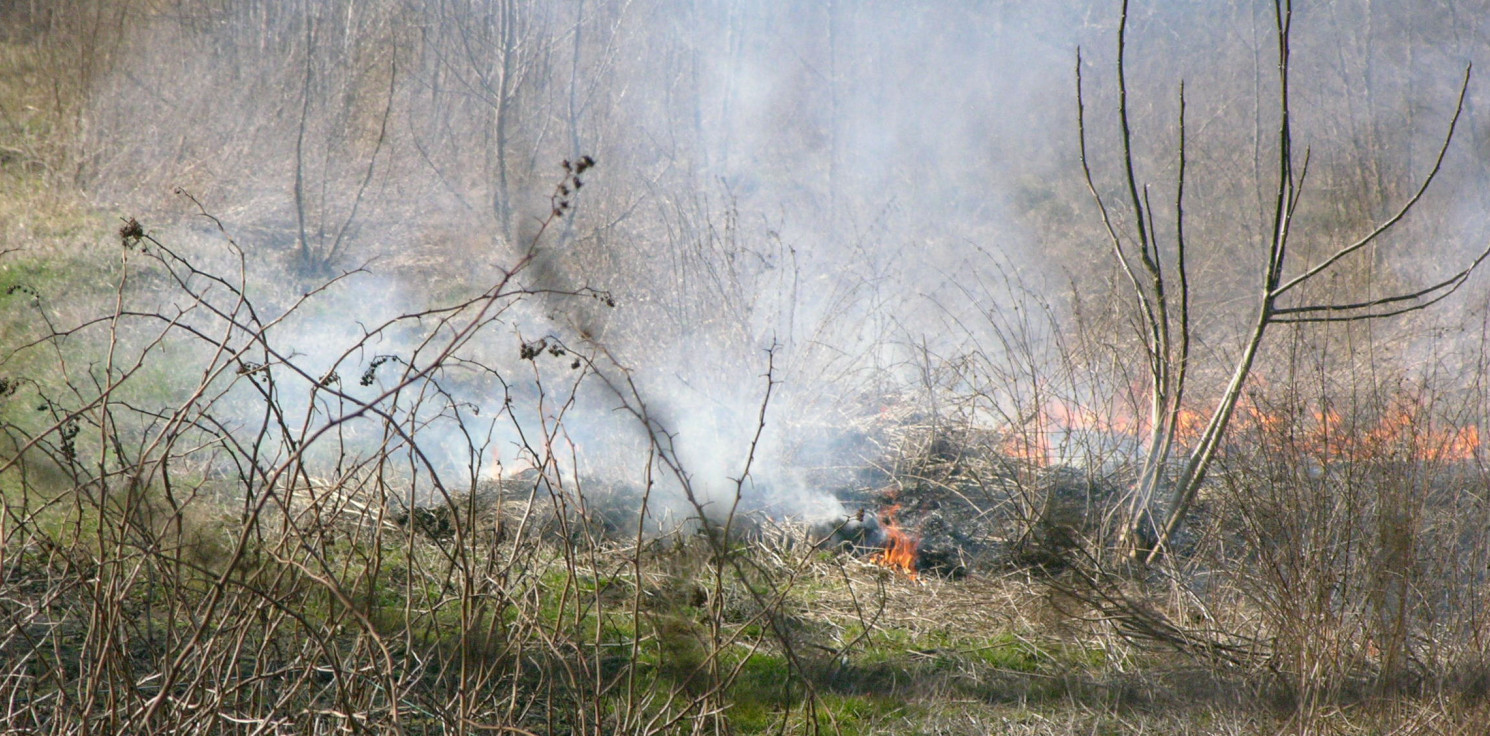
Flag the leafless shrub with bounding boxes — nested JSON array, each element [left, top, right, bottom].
[[0, 184, 872, 734], [1180, 321, 1490, 709]]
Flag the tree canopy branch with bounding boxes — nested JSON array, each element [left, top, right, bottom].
[[1272, 64, 1472, 299]]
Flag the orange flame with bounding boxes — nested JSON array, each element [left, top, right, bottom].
[[1231, 394, 1482, 465], [997, 390, 1481, 468], [872, 504, 919, 580], [1441, 424, 1480, 462], [1357, 405, 1480, 463], [998, 432, 1050, 467]]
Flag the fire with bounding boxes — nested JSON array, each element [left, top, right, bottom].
[[994, 391, 1482, 468], [1441, 424, 1480, 462], [997, 395, 1183, 469], [1235, 395, 1482, 465], [998, 432, 1050, 467], [872, 504, 919, 580]]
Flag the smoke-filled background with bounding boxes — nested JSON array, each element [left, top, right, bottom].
[[10, 0, 1490, 524]]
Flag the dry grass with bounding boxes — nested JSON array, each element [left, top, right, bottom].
[[5, 388, 1490, 734]]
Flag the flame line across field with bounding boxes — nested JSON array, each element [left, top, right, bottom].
[[996, 394, 1481, 469]]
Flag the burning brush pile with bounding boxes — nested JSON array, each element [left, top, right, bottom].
[[815, 391, 1489, 581], [815, 413, 1126, 579]]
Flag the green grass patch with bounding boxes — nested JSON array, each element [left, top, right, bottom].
[[968, 632, 1054, 673], [722, 652, 799, 732]]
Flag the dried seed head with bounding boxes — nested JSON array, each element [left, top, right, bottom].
[[119, 217, 145, 248]]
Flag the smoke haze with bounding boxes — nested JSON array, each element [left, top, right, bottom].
[[37, 0, 1490, 524]]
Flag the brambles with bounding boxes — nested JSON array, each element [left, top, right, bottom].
[[56, 418, 78, 462], [0, 178, 905, 735]]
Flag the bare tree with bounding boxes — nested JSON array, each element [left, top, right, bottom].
[[291, 1, 400, 275], [1078, 0, 1490, 563], [407, 0, 552, 240]]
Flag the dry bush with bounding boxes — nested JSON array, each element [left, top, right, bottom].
[[0, 199, 866, 735], [1066, 321, 1482, 731]]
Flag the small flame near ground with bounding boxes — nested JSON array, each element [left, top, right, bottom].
[[872, 503, 919, 580]]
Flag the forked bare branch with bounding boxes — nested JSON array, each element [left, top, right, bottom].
[[1077, 0, 1487, 563]]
